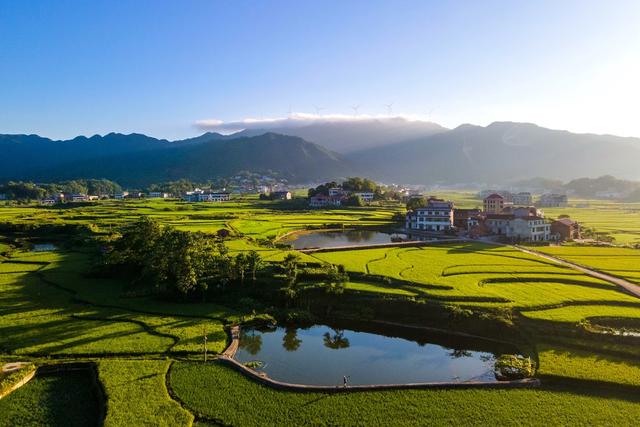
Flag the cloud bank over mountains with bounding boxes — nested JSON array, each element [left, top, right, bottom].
[[195, 113, 431, 134]]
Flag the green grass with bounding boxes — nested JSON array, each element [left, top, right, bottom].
[[0, 371, 100, 427], [535, 245, 640, 285], [543, 199, 640, 244], [99, 359, 192, 427], [0, 251, 227, 356], [521, 304, 640, 322], [170, 361, 640, 426], [314, 243, 639, 313]]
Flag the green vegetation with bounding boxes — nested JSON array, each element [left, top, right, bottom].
[[0, 370, 100, 427], [99, 359, 192, 427], [170, 361, 640, 426], [2, 196, 640, 425], [535, 245, 640, 284]]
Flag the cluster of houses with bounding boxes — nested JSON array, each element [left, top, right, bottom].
[[406, 193, 579, 242], [309, 187, 375, 208], [478, 190, 568, 208], [182, 189, 231, 202]]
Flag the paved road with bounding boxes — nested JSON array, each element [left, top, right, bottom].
[[513, 245, 640, 299]]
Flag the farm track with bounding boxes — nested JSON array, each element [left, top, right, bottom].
[[512, 245, 640, 299]]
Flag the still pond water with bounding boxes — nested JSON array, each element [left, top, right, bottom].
[[284, 230, 430, 250], [31, 243, 58, 252], [234, 324, 520, 385]]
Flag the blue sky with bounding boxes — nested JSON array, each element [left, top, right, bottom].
[[1, 0, 639, 140]]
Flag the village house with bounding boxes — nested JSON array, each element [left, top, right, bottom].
[[328, 187, 345, 197], [148, 192, 170, 199], [40, 197, 57, 205], [353, 192, 375, 203], [537, 193, 568, 207], [453, 208, 481, 230], [405, 198, 454, 232], [184, 191, 231, 202], [551, 218, 581, 241], [68, 193, 89, 202], [502, 206, 544, 218], [270, 191, 292, 200], [485, 214, 551, 242], [483, 193, 505, 213], [309, 195, 343, 208], [512, 192, 533, 206], [114, 191, 129, 200]]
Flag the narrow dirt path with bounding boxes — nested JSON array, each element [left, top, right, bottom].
[[512, 245, 640, 299]]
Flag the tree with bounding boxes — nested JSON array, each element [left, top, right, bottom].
[[234, 253, 249, 286], [282, 253, 301, 305], [406, 197, 426, 211], [283, 253, 300, 286], [342, 177, 377, 193], [246, 251, 263, 282], [344, 194, 363, 207]]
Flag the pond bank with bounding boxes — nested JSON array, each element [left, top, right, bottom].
[[219, 325, 540, 392]]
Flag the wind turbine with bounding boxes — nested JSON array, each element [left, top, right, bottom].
[[384, 103, 394, 116], [313, 105, 325, 116], [351, 104, 361, 116], [287, 104, 293, 117]]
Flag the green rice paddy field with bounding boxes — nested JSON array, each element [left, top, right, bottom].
[[1, 197, 640, 425]]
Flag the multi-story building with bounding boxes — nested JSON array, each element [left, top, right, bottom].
[[309, 195, 343, 208], [485, 214, 551, 242], [405, 198, 454, 232], [537, 194, 568, 207], [114, 192, 129, 200], [512, 192, 532, 206], [483, 193, 505, 213], [453, 208, 482, 230], [148, 192, 170, 199]]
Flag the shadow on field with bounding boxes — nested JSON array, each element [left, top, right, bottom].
[[0, 251, 225, 357], [540, 375, 640, 404]]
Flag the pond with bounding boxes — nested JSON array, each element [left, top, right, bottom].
[[283, 230, 431, 250], [31, 243, 58, 252], [234, 324, 523, 386]]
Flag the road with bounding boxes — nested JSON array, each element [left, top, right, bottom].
[[512, 245, 640, 299]]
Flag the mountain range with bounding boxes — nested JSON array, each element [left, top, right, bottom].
[[2, 120, 640, 186]]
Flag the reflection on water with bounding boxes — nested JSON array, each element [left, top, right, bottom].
[[285, 230, 432, 250], [31, 243, 58, 252], [235, 324, 521, 386]]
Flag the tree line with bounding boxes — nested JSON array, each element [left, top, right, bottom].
[[0, 179, 122, 200], [103, 217, 349, 306]]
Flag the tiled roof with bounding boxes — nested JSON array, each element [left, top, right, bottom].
[[485, 193, 504, 200]]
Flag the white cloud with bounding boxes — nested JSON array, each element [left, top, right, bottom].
[[194, 112, 430, 133]]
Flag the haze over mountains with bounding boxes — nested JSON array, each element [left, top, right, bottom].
[[201, 117, 447, 153], [2, 119, 640, 186]]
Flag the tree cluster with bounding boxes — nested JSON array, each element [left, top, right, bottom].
[[0, 179, 121, 200], [106, 217, 264, 298]]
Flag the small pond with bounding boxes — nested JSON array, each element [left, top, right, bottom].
[[31, 243, 58, 252], [284, 230, 432, 250], [234, 324, 522, 385]]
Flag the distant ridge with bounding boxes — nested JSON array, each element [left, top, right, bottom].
[[0, 132, 351, 186], [2, 121, 640, 186], [346, 121, 640, 184]]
